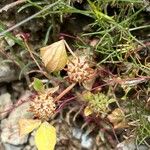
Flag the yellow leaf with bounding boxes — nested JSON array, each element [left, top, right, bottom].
[[113, 121, 128, 129], [40, 40, 68, 72], [19, 119, 41, 137], [35, 122, 56, 150], [84, 106, 93, 116], [107, 108, 128, 129], [107, 108, 125, 123]]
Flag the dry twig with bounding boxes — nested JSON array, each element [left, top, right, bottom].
[[0, 0, 27, 13]]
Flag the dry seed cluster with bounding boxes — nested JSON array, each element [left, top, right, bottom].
[[29, 93, 56, 120], [67, 57, 94, 83]]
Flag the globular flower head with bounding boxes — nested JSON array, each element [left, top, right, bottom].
[[83, 92, 116, 115], [67, 56, 95, 83], [29, 92, 56, 121]]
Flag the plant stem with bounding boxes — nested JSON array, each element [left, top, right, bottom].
[[55, 83, 76, 101], [24, 41, 42, 71], [0, 0, 27, 13], [129, 25, 150, 31], [63, 40, 78, 59]]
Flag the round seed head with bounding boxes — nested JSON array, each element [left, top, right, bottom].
[[67, 56, 94, 83], [29, 93, 56, 120]]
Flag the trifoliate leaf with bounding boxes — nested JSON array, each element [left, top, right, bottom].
[[33, 78, 44, 92], [35, 121, 56, 150], [40, 39, 68, 72], [19, 118, 41, 137]]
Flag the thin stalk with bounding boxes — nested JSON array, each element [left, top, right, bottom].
[[63, 40, 78, 59], [55, 83, 76, 101], [24, 41, 42, 71], [0, 0, 27, 13], [24, 41, 56, 82], [129, 25, 150, 31]]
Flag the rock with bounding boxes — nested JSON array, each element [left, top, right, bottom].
[[116, 139, 149, 150], [23, 141, 37, 150], [3, 143, 23, 150], [1, 91, 33, 145], [0, 60, 17, 83], [0, 85, 7, 94], [0, 142, 5, 150], [138, 145, 149, 150], [31, 147, 37, 150], [23, 145, 31, 150], [8, 91, 33, 123], [12, 82, 25, 99], [23, 145, 37, 150], [81, 133, 93, 149], [29, 135, 35, 147], [0, 93, 12, 120], [143, 0, 150, 12], [8, 100, 33, 125], [1, 118, 28, 145], [116, 139, 136, 150]]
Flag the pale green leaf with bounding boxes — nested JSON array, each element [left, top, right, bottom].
[[33, 78, 44, 92]]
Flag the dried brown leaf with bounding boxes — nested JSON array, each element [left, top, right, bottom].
[[40, 40, 68, 72]]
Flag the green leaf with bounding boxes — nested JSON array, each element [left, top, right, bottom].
[[35, 122, 56, 150], [33, 78, 44, 92]]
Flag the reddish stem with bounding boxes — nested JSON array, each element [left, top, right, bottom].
[[55, 83, 76, 102], [56, 96, 77, 113]]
